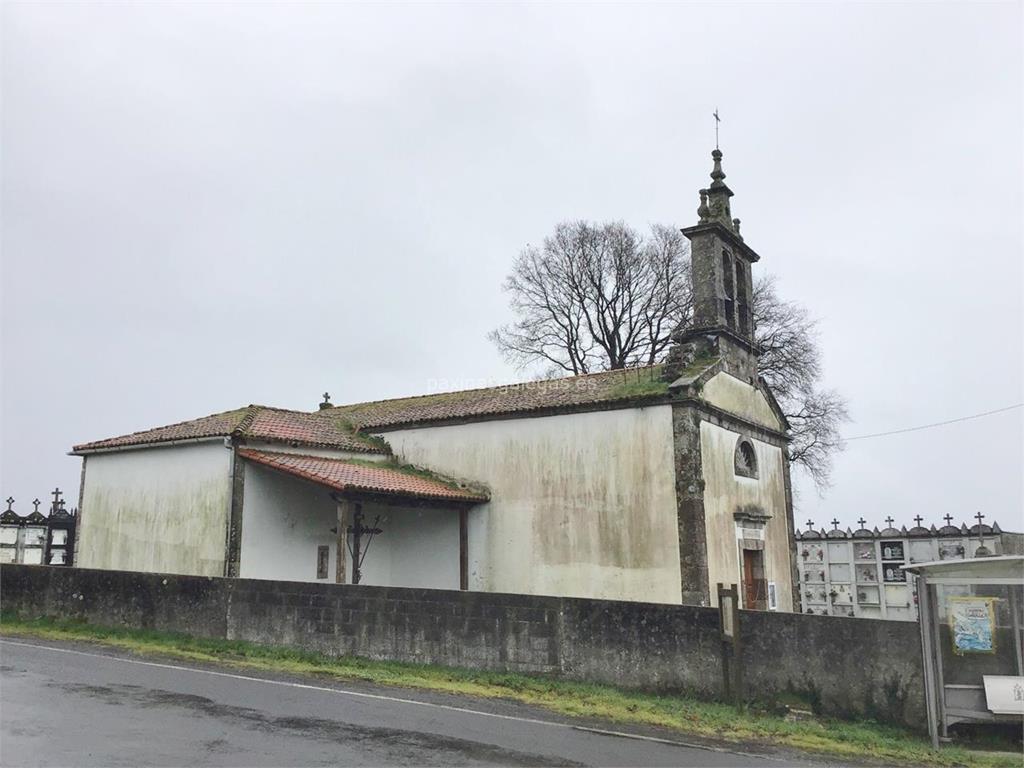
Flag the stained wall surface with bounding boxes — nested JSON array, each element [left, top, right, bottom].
[[698, 372, 793, 610], [700, 372, 782, 430], [380, 406, 682, 603], [699, 421, 793, 610], [76, 441, 232, 577]]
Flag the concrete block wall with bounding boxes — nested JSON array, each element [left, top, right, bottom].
[[0, 564, 925, 728]]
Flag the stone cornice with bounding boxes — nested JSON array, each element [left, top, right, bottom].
[[680, 221, 761, 263]]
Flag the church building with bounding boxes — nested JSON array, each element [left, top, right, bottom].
[[71, 148, 797, 611]]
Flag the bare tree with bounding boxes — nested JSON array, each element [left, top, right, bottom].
[[752, 275, 849, 488], [491, 220, 849, 488], [488, 221, 691, 375]]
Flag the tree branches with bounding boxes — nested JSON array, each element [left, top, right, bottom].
[[491, 220, 849, 490], [488, 221, 691, 375]]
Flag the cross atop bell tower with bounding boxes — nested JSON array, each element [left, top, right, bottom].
[[669, 147, 763, 383]]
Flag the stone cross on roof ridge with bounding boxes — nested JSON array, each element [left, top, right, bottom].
[[943, 514, 954, 526], [884, 516, 895, 527], [831, 518, 840, 530], [4, 497, 12, 512], [857, 517, 867, 528], [913, 515, 923, 527]]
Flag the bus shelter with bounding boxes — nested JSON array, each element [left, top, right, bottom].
[[905, 556, 1023, 748]]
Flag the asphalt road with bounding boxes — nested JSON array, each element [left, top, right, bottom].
[[0, 637, 826, 767]]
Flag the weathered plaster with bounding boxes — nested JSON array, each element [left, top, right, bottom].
[[699, 421, 793, 610], [380, 406, 682, 603], [238, 463, 338, 583], [76, 442, 232, 577], [700, 372, 781, 430]]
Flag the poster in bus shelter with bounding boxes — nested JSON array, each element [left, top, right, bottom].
[[949, 597, 996, 655]]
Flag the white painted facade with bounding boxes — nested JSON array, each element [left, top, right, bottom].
[[699, 421, 793, 610], [76, 440, 233, 576], [380, 405, 683, 604], [238, 462, 339, 583], [699, 372, 794, 610], [237, 462, 461, 589], [72, 374, 793, 609]]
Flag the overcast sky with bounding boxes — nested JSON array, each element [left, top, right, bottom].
[[2, 2, 1021, 531]]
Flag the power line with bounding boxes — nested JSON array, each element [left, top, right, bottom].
[[844, 403, 1023, 442]]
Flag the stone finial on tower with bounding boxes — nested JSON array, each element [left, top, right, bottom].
[[703, 149, 738, 233]]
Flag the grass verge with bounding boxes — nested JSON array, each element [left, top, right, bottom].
[[1, 614, 1017, 768]]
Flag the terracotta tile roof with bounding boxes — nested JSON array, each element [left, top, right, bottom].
[[73, 406, 388, 454], [329, 366, 670, 430], [238, 449, 488, 503]]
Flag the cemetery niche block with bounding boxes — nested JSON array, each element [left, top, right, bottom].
[[793, 516, 1022, 621]]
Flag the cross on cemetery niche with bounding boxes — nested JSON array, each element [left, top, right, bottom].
[[32, 499, 40, 514], [944, 514, 954, 526], [805, 519, 815, 531], [5, 497, 13, 512], [831, 518, 840, 530], [857, 518, 867, 529], [914, 515, 924, 527], [885, 516, 895, 527]]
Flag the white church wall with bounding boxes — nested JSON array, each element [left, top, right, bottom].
[[379, 405, 682, 604], [77, 441, 232, 577], [241, 441, 390, 462], [356, 503, 460, 590], [699, 421, 794, 611], [238, 463, 460, 589], [700, 372, 782, 430], [239, 463, 338, 583]]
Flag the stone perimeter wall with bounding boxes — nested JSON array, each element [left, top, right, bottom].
[[0, 564, 925, 729]]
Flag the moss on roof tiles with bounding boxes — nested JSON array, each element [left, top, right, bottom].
[[330, 365, 677, 430]]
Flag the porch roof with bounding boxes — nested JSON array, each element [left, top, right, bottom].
[[238, 449, 489, 504]]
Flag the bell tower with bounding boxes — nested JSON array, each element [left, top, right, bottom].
[[665, 148, 762, 383]]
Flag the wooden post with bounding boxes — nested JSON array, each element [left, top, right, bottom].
[[335, 499, 349, 584], [717, 582, 742, 708], [459, 508, 469, 591]]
